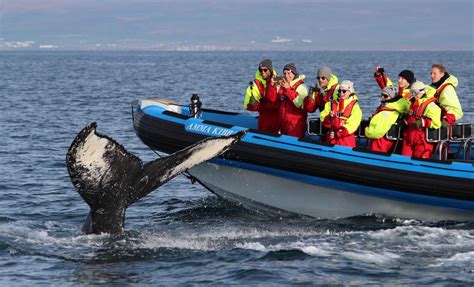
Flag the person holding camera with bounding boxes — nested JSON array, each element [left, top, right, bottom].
[[244, 59, 280, 133], [373, 66, 416, 100], [304, 66, 339, 113], [277, 63, 309, 138]]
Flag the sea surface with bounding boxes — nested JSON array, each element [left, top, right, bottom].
[[1, 50, 473, 285]]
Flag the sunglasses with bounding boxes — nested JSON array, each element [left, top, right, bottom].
[[317, 76, 327, 80], [259, 68, 269, 73], [338, 89, 349, 94]]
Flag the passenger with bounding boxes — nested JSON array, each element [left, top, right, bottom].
[[365, 86, 410, 153], [244, 59, 280, 133], [430, 64, 463, 126], [304, 66, 339, 112], [277, 63, 309, 138], [373, 66, 416, 100], [320, 80, 362, 147], [401, 81, 441, 159]]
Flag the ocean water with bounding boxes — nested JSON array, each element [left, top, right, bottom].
[[1, 50, 473, 285]]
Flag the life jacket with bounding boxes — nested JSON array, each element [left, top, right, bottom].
[[332, 98, 357, 118], [408, 97, 438, 119], [291, 79, 304, 90], [278, 75, 308, 138], [254, 79, 265, 96], [434, 82, 455, 99], [432, 82, 455, 116]]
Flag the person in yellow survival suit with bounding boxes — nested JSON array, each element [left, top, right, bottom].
[[320, 80, 362, 147], [373, 66, 416, 100], [303, 66, 339, 112], [365, 86, 410, 153], [430, 63, 463, 126], [401, 81, 441, 159], [244, 59, 280, 133]]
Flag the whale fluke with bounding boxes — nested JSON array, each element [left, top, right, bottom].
[[66, 122, 245, 234]]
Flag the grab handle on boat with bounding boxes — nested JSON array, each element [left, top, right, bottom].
[[190, 94, 202, 118]]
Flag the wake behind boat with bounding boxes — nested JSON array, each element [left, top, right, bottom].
[[132, 97, 474, 222]]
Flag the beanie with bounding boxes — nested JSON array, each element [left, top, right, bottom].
[[381, 86, 397, 98], [317, 66, 332, 80], [339, 80, 354, 93], [283, 63, 298, 76], [259, 59, 272, 71], [398, 70, 415, 84]]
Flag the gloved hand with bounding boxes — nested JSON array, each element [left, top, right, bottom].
[[336, 127, 349, 138], [441, 121, 450, 128], [411, 119, 423, 129], [248, 95, 257, 106], [314, 83, 325, 95], [373, 66, 385, 77]]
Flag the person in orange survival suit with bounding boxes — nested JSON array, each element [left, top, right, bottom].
[[401, 81, 441, 159], [320, 80, 362, 147], [244, 59, 280, 133], [277, 63, 309, 138], [303, 66, 339, 113], [373, 66, 416, 100]]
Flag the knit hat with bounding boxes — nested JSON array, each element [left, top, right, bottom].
[[339, 80, 354, 93], [398, 70, 415, 84], [259, 59, 272, 71], [283, 63, 298, 76], [381, 86, 397, 98], [317, 66, 332, 80], [410, 81, 426, 95]]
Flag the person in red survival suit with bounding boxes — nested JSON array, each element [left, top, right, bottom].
[[277, 63, 309, 138], [244, 59, 280, 133], [303, 66, 339, 113], [401, 81, 441, 159]]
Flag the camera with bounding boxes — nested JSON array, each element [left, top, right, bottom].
[[274, 75, 284, 82]]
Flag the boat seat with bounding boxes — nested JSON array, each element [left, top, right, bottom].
[[426, 123, 472, 142], [307, 117, 324, 136]]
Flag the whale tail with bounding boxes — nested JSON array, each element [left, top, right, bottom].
[[66, 122, 245, 234]]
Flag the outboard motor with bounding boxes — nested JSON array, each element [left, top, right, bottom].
[[190, 93, 202, 118]]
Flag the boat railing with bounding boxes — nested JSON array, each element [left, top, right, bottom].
[[307, 118, 473, 160], [427, 123, 472, 160]]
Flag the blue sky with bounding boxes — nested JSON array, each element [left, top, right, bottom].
[[1, 0, 473, 50]]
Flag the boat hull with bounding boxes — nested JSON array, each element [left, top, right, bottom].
[[190, 162, 474, 221]]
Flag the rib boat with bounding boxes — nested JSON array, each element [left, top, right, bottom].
[[132, 97, 474, 221]]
